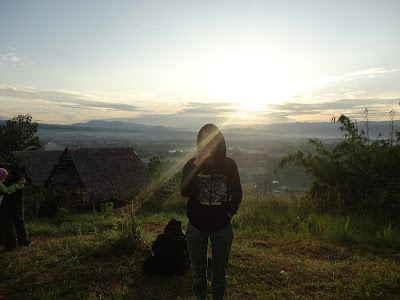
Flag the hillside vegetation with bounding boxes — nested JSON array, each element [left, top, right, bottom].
[[276, 114, 400, 218], [1, 193, 400, 299], [1, 114, 400, 299]]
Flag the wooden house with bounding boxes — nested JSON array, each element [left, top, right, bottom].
[[46, 147, 153, 212], [13, 150, 64, 187]]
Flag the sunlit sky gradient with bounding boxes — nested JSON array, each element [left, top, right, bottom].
[[1, 0, 399, 128]]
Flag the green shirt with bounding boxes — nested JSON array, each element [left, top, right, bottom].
[[0, 182, 22, 195]]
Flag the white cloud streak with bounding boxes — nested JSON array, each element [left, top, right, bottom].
[[0, 84, 142, 111], [1, 83, 399, 126], [0, 52, 32, 66], [309, 68, 398, 89]]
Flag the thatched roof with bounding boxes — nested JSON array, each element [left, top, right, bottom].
[[47, 147, 153, 195], [13, 150, 64, 187]]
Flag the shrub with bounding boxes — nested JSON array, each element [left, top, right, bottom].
[[143, 156, 183, 214], [100, 201, 114, 217], [276, 114, 400, 219], [25, 188, 68, 217]]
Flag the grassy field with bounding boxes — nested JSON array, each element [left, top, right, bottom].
[[1, 194, 400, 299]]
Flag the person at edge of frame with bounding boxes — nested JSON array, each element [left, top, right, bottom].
[[0, 164, 29, 251]]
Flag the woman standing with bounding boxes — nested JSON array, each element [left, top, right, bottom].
[[0, 164, 29, 251], [181, 124, 242, 300]]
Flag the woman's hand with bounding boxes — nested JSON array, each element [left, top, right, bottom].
[[193, 148, 212, 166], [18, 178, 26, 186]]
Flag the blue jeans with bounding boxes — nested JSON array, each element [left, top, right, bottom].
[[186, 222, 234, 300]]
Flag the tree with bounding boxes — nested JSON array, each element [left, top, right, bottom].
[[0, 114, 44, 155], [147, 156, 167, 179], [143, 156, 183, 213], [276, 114, 400, 217]]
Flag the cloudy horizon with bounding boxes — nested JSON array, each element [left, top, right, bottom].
[[1, 1, 399, 128]]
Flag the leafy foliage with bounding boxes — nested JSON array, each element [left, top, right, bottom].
[[143, 156, 183, 213], [147, 156, 166, 179], [24, 188, 68, 217], [276, 115, 400, 217], [0, 114, 44, 155], [100, 201, 114, 217]]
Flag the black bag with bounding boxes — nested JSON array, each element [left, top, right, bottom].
[[142, 218, 190, 276]]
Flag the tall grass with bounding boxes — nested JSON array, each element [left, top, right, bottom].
[[233, 192, 303, 236], [1, 213, 151, 300], [26, 212, 147, 254], [309, 214, 400, 248], [232, 192, 400, 249], [4, 195, 400, 299], [26, 214, 118, 236]]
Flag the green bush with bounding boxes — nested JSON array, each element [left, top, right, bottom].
[[141, 172, 182, 213], [161, 194, 187, 214], [276, 114, 400, 218], [100, 201, 114, 217], [25, 188, 68, 217], [24, 192, 44, 216]]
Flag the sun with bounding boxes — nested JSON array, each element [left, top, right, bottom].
[[200, 55, 303, 111]]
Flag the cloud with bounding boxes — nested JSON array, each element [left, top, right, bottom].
[[108, 101, 293, 128], [0, 52, 32, 66], [105, 101, 246, 128], [1, 84, 399, 127], [0, 84, 143, 111], [263, 98, 400, 122], [293, 68, 400, 104], [312, 68, 398, 87], [106, 96, 400, 128], [181, 102, 240, 115], [108, 114, 237, 129]]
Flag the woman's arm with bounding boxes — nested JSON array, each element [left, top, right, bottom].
[[226, 158, 243, 217], [0, 182, 23, 195], [180, 158, 200, 197]]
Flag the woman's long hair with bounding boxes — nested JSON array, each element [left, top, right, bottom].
[[8, 163, 23, 184]]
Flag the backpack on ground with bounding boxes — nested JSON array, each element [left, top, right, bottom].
[[142, 218, 190, 276]]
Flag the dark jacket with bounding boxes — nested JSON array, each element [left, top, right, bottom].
[[180, 124, 242, 233], [1, 178, 24, 212]]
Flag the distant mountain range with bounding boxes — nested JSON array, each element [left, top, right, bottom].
[[225, 121, 399, 139], [1, 118, 398, 140], [71, 120, 170, 131], [69, 119, 398, 139]]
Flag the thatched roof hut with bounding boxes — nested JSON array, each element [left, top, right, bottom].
[[47, 147, 153, 197], [13, 150, 64, 187]]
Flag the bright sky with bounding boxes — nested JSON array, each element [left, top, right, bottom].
[[1, 0, 399, 128]]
